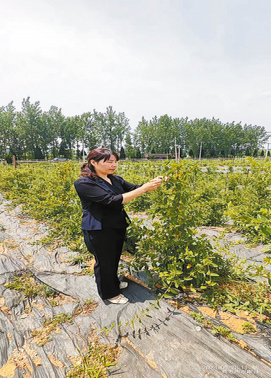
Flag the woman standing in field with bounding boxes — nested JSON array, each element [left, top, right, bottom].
[[74, 148, 163, 304]]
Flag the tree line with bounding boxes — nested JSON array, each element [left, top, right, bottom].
[[134, 115, 268, 158], [0, 97, 268, 160], [0, 98, 130, 160]]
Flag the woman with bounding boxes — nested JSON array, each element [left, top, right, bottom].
[[74, 148, 163, 304]]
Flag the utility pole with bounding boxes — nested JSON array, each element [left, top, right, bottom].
[[82, 139, 85, 162], [12, 155, 17, 169], [265, 133, 271, 158], [175, 138, 183, 163]]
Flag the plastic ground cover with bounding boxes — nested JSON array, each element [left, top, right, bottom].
[[0, 194, 271, 377]]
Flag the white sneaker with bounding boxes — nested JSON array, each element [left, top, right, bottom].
[[119, 281, 128, 289], [107, 294, 129, 304]]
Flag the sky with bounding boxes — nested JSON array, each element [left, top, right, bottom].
[[1, 0, 271, 136]]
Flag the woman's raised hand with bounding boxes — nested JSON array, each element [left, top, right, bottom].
[[122, 176, 169, 204], [142, 176, 164, 192]]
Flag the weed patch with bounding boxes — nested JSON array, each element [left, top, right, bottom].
[[67, 329, 120, 378], [31, 313, 73, 347], [5, 273, 57, 299], [211, 326, 238, 342], [73, 298, 98, 317], [202, 279, 271, 317], [242, 321, 257, 333]]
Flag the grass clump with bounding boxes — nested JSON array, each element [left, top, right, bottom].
[[32, 313, 73, 346], [73, 297, 98, 317], [212, 326, 238, 342], [190, 311, 205, 323], [67, 330, 121, 378], [72, 252, 95, 276], [189, 310, 213, 330], [242, 321, 256, 333], [5, 273, 56, 299], [44, 313, 73, 326], [48, 297, 60, 307], [212, 325, 231, 337]]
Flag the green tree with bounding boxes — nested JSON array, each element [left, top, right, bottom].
[[134, 117, 155, 153], [78, 112, 100, 154], [125, 133, 137, 158], [43, 106, 66, 158], [120, 146, 126, 159], [253, 148, 258, 157], [93, 106, 130, 151], [0, 102, 23, 158], [183, 119, 267, 158], [136, 148, 141, 158], [245, 147, 251, 156], [135, 115, 188, 154], [17, 98, 43, 159]]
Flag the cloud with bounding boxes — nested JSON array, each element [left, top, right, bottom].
[[258, 91, 271, 99], [1, 0, 271, 131]]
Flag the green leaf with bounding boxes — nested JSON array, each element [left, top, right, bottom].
[[170, 288, 180, 295]]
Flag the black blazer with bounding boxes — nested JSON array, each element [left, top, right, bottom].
[[74, 175, 141, 230]]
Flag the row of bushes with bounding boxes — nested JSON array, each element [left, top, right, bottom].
[[0, 159, 271, 315]]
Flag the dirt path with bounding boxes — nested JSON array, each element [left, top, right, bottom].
[[0, 194, 271, 377]]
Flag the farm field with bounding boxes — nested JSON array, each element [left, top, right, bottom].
[[0, 158, 271, 376], [0, 157, 271, 308], [1, 157, 271, 246]]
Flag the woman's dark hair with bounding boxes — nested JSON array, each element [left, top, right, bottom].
[[80, 148, 119, 179]]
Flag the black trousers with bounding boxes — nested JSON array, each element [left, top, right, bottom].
[[82, 227, 126, 300]]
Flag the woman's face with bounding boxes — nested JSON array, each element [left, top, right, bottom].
[[91, 154, 118, 176]]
